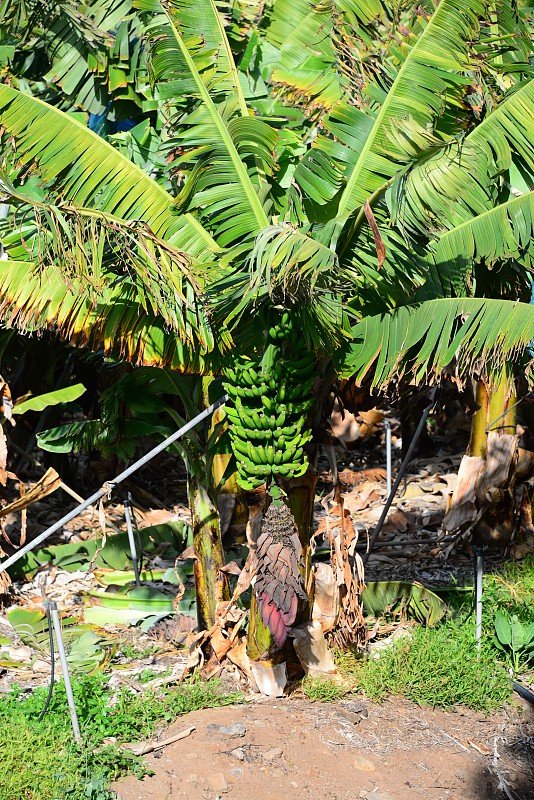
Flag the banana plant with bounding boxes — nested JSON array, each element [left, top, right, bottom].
[[36, 365, 232, 630], [0, 0, 533, 666], [0, 0, 149, 117]]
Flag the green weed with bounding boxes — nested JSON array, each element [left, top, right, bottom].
[[302, 675, 346, 702], [117, 642, 160, 660], [336, 621, 511, 711], [138, 666, 171, 683], [0, 672, 243, 800], [483, 556, 534, 626]]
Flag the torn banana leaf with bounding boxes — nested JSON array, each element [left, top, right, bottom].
[[6, 607, 115, 673], [92, 565, 193, 587], [9, 520, 191, 578], [83, 585, 196, 627], [361, 581, 446, 626]]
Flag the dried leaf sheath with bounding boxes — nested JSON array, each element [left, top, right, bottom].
[[254, 501, 307, 647]]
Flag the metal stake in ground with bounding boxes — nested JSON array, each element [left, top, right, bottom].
[[474, 546, 484, 651], [124, 494, 140, 587], [385, 419, 392, 496], [49, 601, 82, 744]]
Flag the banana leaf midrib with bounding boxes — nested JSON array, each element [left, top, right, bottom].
[[165, 11, 270, 234], [0, 84, 219, 255], [429, 190, 534, 259], [336, 0, 479, 219]]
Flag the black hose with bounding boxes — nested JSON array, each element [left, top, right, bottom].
[[38, 600, 55, 721], [511, 680, 534, 705]]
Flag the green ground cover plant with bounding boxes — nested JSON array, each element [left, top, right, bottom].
[[483, 556, 534, 627], [336, 620, 511, 712], [493, 610, 534, 674], [301, 675, 346, 703], [0, 673, 243, 800]]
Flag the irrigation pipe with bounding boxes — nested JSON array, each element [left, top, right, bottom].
[[362, 386, 439, 567], [0, 396, 228, 574], [511, 680, 534, 705]]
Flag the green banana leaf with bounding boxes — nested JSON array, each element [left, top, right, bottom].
[[83, 585, 196, 627], [93, 565, 192, 587], [6, 607, 114, 674], [13, 383, 86, 415], [9, 521, 191, 578], [361, 581, 446, 626]]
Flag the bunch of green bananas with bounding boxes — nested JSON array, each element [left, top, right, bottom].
[[223, 312, 315, 491]]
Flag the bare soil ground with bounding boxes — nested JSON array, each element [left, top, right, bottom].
[[114, 694, 534, 800]]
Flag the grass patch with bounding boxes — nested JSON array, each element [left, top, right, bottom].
[[302, 675, 346, 702], [118, 642, 160, 660], [0, 673, 243, 800], [336, 621, 511, 712], [483, 555, 534, 627]]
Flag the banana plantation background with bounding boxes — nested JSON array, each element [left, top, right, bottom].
[[0, 0, 533, 712]]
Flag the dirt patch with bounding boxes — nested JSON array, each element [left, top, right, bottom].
[[113, 695, 534, 800]]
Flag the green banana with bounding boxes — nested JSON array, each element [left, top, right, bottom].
[[264, 445, 275, 465], [248, 428, 272, 442], [239, 364, 259, 387], [249, 410, 268, 430], [232, 439, 251, 459], [273, 447, 286, 465], [272, 459, 308, 478], [262, 394, 275, 414], [287, 378, 314, 401], [274, 407, 287, 428], [272, 430, 286, 447], [287, 351, 314, 371], [237, 475, 264, 490]]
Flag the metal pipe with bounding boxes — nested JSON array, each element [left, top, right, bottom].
[[385, 419, 392, 496], [0, 395, 228, 573], [124, 495, 140, 587], [475, 546, 483, 651], [49, 601, 81, 743], [362, 386, 438, 567]]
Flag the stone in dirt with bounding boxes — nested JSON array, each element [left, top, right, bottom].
[[207, 772, 229, 793], [229, 748, 245, 761], [353, 756, 376, 773], [208, 722, 247, 738], [263, 747, 283, 761], [230, 768, 243, 777], [342, 700, 369, 717]]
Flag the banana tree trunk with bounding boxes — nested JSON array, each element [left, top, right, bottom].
[[188, 474, 230, 631], [460, 365, 518, 548], [469, 368, 517, 457]]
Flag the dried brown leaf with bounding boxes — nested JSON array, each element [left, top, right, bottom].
[[338, 468, 386, 486], [363, 200, 386, 269], [0, 468, 61, 517], [0, 426, 7, 487]]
